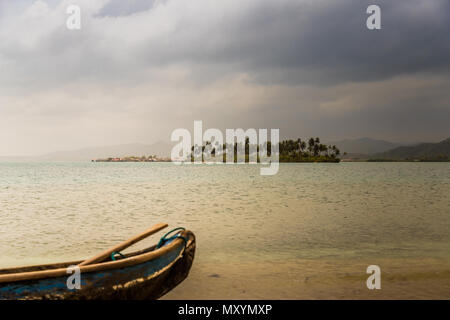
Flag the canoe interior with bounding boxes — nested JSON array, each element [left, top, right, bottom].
[[0, 245, 157, 275], [0, 230, 196, 300]]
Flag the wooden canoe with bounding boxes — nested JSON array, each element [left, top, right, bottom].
[[0, 230, 195, 300]]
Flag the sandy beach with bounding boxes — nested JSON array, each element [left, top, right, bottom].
[[164, 257, 450, 300]]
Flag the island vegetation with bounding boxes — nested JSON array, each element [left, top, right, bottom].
[[279, 138, 342, 162], [189, 137, 342, 163]]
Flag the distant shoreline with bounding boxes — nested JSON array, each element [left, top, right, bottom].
[[92, 156, 450, 163], [342, 159, 450, 162], [92, 156, 171, 162]]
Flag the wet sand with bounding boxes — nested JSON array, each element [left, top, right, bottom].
[[163, 258, 450, 299]]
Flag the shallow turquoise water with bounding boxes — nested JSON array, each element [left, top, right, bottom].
[[0, 162, 449, 268]]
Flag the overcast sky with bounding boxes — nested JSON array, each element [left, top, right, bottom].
[[0, 0, 449, 156]]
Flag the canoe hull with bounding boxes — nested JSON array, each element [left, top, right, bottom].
[[0, 231, 195, 300]]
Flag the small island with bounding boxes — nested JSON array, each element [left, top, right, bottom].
[[92, 155, 171, 162], [92, 138, 343, 163]]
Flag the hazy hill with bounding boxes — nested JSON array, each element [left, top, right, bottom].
[[372, 138, 450, 161], [326, 137, 402, 154], [0, 141, 172, 162], [40, 141, 172, 161]]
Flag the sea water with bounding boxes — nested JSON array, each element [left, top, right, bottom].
[[1, 162, 449, 298]]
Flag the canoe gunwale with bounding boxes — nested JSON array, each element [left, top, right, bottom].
[[0, 230, 194, 284]]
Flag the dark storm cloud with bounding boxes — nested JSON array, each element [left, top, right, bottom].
[[119, 0, 450, 86], [2, 0, 449, 88]]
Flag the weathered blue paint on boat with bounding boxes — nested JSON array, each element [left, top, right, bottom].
[[0, 230, 195, 300]]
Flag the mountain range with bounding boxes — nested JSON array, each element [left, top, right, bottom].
[[371, 138, 450, 161]]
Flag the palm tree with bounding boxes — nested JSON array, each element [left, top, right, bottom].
[[319, 144, 327, 156], [313, 144, 320, 156], [308, 138, 315, 156], [300, 140, 306, 157]]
